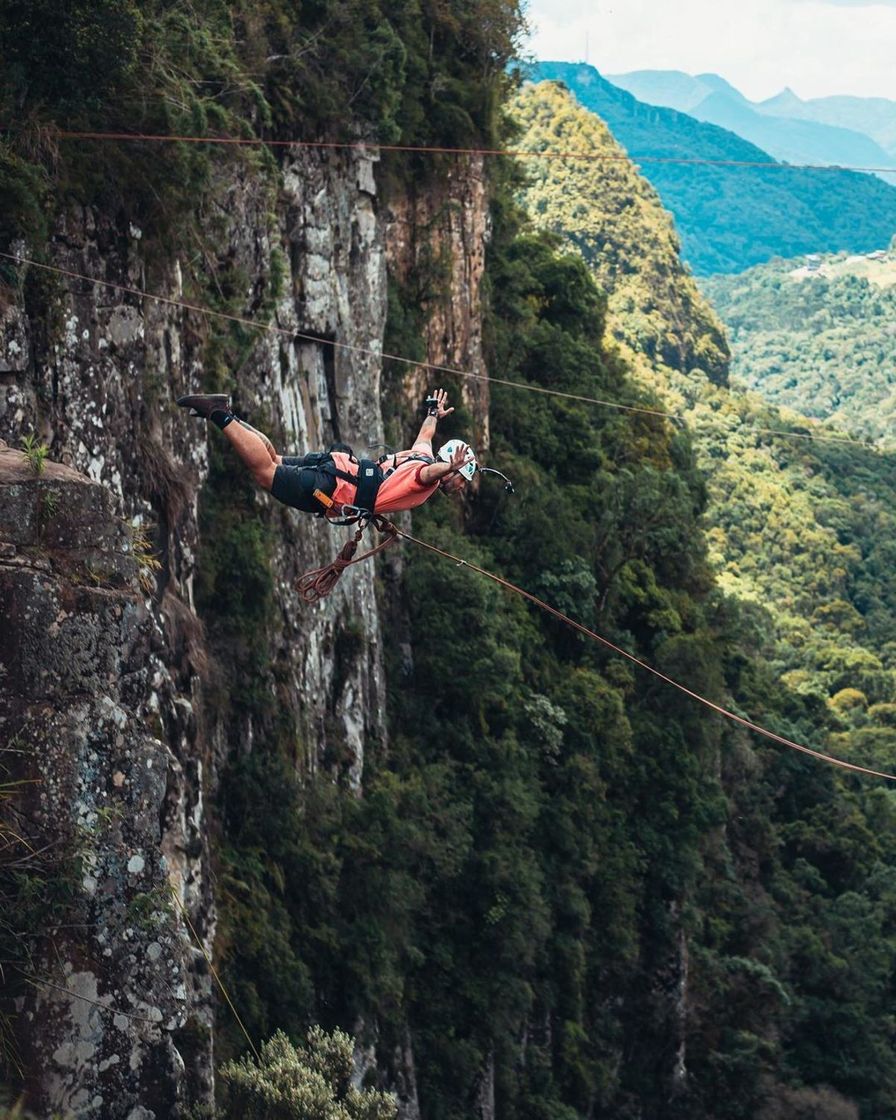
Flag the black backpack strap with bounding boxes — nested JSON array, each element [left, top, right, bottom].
[[353, 459, 384, 512], [313, 453, 360, 488], [380, 452, 435, 476], [305, 450, 383, 512], [323, 463, 362, 485]]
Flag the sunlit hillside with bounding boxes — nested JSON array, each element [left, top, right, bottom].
[[513, 79, 896, 1116], [514, 79, 896, 711], [528, 61, 896, 274], [703, 253, 896, 447]]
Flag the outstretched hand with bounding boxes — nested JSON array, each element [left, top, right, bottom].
[[430, 388, 454, 420], [449, 441, 472, 471]]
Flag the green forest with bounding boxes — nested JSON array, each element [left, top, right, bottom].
[[513, 78, 896, 1118], [528, 61, 896, 275], [703, 257, 896, 447], [4, 5, 896, 1120]]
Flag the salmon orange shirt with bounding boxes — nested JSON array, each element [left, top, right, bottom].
[[328, 451, 439, 515]]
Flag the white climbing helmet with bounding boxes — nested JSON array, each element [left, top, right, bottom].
[[437, 438, 477, 481]]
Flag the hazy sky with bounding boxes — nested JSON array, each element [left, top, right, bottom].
[[523, 0, 896, 101]]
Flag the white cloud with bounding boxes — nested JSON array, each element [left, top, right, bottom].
[[523, 0, 896, 100], [795, 0, 896, 6]]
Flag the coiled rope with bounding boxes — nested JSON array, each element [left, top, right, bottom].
[[297, 515, 399, 603]]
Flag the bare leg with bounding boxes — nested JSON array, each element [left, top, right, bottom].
[[222, 421, 278, 490], [237, 419, 280, 464]]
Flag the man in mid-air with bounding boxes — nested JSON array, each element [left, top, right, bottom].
[[176, 387, 475, 518]]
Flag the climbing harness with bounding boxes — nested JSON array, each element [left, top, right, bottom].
[[298, 439, 513, 521], [286, 448, 385, 516], [295, 441, 516, 600]]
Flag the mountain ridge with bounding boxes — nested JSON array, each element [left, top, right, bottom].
[[511, 100, 896, 1120], [608, 68, 896, 173], [761, 90, 896, 155], [531, 61, 896, 273]]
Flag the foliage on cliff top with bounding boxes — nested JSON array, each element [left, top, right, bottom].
[[512, 80, 730, 385], [702, 255, 896, 448], [0, 0, 525, 251], [513, 79, 896, 740]]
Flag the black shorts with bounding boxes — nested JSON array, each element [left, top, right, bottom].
[[271, 457, 336, 513]]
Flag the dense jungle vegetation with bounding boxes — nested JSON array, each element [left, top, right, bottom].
[[514, 79, 896, 1119], [0, 0, 520, 253], [4, 4, 896, 1120], [703, 258, 896, 447], [213, 77, 896, 1120], [527, 61, 896, 275]]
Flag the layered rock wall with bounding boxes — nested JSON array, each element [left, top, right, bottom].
[[385, 154, 491, 452], [0, 144, 493, 1117], [0, 444, 200, 1119]]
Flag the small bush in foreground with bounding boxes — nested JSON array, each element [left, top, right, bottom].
[[219, 1026, 396, 1120]]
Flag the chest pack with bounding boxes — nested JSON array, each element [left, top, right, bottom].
[[343, 458, 383, 512]]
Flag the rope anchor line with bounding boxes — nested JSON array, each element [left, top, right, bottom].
[[0, 251, 869, 450], [299, 514, 892, 784], [41, 127, 896, 177], [387, 524, 896, 783], [0, 247, 886, 777], [168, 886, 260, 1062]]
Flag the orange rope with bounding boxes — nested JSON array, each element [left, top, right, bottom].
[[392, 525, 896, 783], [0, 251, 868, 449], [41, 128, 896, 176], [297, 518, 398, 603]]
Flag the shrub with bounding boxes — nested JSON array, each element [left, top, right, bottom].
[[829, 687, 868, 712], [219, 1027, 397, 1120]]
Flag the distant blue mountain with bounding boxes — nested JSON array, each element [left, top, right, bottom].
[[606, 69, 746, 113], [693, 91, 894, 172], [607, 69, 896, 176], [615, 74, 896, 158], [759, 90, 896, 158], [527, 62, 896, 274]]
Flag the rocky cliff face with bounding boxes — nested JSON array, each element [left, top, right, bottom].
[[385, 154, 491, 453], [0, 144, 492, 1117], [0, 441, 201, 1119]]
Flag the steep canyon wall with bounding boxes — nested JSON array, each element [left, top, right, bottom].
[[0, 145, 491, 1118]]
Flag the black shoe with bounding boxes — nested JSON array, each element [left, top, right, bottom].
[[176, 393, 232, 419]]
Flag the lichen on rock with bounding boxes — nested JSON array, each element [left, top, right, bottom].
[[0, 443, 199, 1118]]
